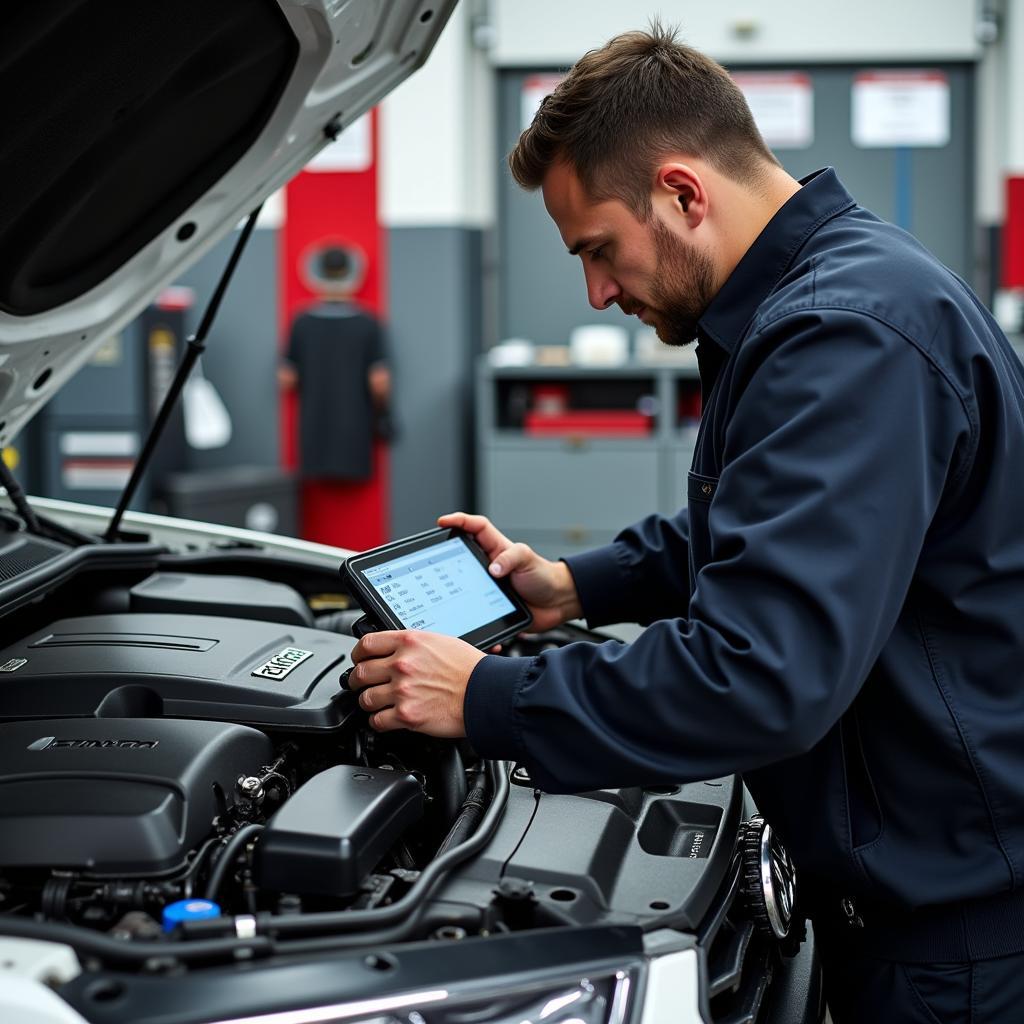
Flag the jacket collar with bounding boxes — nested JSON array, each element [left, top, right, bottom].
[[696, 167, 856, 354]]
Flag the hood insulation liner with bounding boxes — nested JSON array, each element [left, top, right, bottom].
[[0, 0, 299, 316]]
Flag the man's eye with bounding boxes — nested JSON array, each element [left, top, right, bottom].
[[588, 246, 605, 261]]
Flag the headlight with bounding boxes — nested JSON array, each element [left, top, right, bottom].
[[206, 951, 708, 1024], [208, 972, 637, 1024]]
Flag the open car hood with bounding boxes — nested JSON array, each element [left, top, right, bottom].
[[0, 0, 455, 448]]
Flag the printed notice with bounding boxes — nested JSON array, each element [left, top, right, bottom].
[[852, 71, 950, 148], [733, 72, 814, 149]]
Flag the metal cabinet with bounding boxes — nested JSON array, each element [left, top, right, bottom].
[[478, 360, 701, 561]]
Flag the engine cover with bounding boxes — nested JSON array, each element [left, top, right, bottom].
[[0, 613, 357, 730], [0, 718, 273, 872]]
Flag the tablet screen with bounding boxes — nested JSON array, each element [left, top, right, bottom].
[[363, 537, 517, 637]]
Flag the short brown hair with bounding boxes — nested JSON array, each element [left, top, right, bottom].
[[508, 22, 778, 217]]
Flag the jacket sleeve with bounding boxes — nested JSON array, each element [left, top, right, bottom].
[[464, 310, 972, 792], [563, 510, 691, 628]]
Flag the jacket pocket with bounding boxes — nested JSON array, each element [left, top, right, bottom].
[[686, 471, 719, 583], [841, 705, 884, 851]]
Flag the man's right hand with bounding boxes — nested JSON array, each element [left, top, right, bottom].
[[437, 512, 582, 632]]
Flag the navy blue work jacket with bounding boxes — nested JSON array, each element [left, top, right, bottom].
[[466, 168, 1024, 912]]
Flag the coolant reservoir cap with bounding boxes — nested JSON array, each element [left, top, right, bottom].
[[162, 899, 222, 932]]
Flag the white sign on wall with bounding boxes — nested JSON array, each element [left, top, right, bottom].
[[520, 74, 565, 132], [733, 73, 814, 149], [852, 71, 950, 148], [307, 113, 373, 172]]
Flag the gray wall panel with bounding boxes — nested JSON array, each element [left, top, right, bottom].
[[387, 226, 483, 539], [759, 65, 974, 281], [498, 70, 637, 348]]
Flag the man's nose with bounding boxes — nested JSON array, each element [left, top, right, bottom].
[[584, 266, 620, 311]]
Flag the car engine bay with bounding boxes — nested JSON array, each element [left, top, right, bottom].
[[0, 570, 500, 943], [0, 517, 797, 1024]]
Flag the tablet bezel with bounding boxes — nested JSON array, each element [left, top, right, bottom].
[[341, 527, 533, 650]]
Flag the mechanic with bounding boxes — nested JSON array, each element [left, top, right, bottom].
[[349, 24, 1024, 1022]]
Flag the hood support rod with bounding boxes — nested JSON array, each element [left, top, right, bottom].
[[105, 204, 263, 542]]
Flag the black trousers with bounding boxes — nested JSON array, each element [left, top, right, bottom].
[[820, 942, 1024, 1023]]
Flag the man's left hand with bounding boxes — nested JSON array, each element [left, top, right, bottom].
[[348, 630, 486, 737]]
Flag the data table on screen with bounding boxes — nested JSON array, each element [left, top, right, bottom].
[[364, 538, 516, 636]]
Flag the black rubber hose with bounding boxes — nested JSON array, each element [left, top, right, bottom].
[[183, 759, 510, 942], [436, 742, 468, 834], [205, 824, 264, 903], [274, 905, 434, 956], [0, 915, 271, 967], [182, 836, 224, 897], [436, 769, 488, 858]]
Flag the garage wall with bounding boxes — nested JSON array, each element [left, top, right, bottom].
[[490, 0, 981, 66], [387, 227, 484, 537], [497, 64, 975, 346], [486, 0, 1024, 314]]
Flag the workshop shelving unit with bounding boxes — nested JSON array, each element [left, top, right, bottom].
[[477, 358, 702, 560]]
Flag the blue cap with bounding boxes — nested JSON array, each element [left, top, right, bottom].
[[162, 899, 222, 932]]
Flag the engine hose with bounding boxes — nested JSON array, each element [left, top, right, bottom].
[[204, 824, 264, 903], [183, 759, 511, 943], [277, 903, 487, 957], [435, 770, 488, 858], [435, 743, 468, 834], [182, 835, 225, 897], [0, 915, 272, 967]]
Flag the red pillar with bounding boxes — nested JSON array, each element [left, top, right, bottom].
[[279, 110, 389, 551], [1003, 176, 1024, 288]]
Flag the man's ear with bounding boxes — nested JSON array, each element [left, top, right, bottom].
[[657, 163, 706, 226]]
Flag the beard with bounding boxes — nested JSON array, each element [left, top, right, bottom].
[[643, 220, 717, 347]]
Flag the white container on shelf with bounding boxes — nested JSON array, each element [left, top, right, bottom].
[[488, 338, 535, 367], [569, 324, 629, 365]]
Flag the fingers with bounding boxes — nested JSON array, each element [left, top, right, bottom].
[[438, 510, 480, 529], [437, 512, 512, 561], [346, 629, 474, 739], [356, 682, 396, 713], [357, 680, 416, 733], [348, 632, 404, 720], [351, 630, 403, 664], [367, 707, 405, 732], [348, 657, 392, 688], [488, 541, 538, 579]]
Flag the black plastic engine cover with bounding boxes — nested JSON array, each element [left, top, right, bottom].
[[258, 766, 424, 897], [129, 573, 315, 628], [0, 718, 273, 872], [0, 614, 356, 730]]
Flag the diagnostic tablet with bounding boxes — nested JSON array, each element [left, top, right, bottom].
[[341, 527, 532, 650]]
